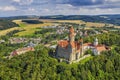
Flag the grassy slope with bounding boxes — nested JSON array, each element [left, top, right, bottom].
[[0, 27, 22, 36], [13, 20, 53, 36], [0, 19, 19, 30]]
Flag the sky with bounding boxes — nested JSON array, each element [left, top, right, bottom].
[[0, 0, 120, 17]]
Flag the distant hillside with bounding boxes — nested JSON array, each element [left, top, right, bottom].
[[0, 15, 39, 20], [39, 15, 120, 26], [0, 19, 19, 30]]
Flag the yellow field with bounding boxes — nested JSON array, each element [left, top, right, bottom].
[[53, 20, 120, 28], [0, 27, 22, 36], [41, 19, 105, 27], [55, 20, 85, 24], [55, 20, 106, 27], [13, 20, 54, 36]]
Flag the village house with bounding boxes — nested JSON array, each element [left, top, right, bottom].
[[8, 42, 36, 59], [83, 38, 107, 55], [9, 37, 41, 44], [0, 39, 5, 43], [55, 27, 108, 63], [9, 37, 28, 44], [9, 46, 35, 59]]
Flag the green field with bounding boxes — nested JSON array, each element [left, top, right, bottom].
[[12, 20, 54, 36], [0, 27, 22, 36]]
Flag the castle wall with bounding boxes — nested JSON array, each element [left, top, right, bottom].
[[56, 45, 72, 61], [56, 45, 81, 62]]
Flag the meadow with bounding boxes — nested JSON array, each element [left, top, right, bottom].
[[0, 27, 22, 36], [13, 20, 53, 36]]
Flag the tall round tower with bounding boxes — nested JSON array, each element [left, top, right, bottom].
[[80, 39, 84, 57], [94, 38, 98, 46], [69, 27, 76, 42]]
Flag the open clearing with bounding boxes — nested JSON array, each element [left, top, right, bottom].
[[13, 20, 54, 36], [0, 27, 22, 36]]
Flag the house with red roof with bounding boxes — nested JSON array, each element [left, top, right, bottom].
[[83, 38, 107, 55], [9, 47, 35, 59]]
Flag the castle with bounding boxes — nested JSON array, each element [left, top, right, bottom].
[[55, 27, 108, 63]]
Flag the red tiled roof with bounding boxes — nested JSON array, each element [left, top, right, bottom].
[[11, 50, 18, 56], [95, 45, 106, 52], [58, 40, 81, 50], [80, 39, 83, 42], [83, 43, 93, 46], [16, 47, 34, 52], [10, 47, 35, 56], [69, 27, 74, 33], [58, 40, 69, 48]]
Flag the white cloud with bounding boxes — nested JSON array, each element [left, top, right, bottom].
[[28, 8, 35, 11], [0, 0, 120, 16], [92, 0, 96, 3], [105, 0, 120, 3], [13, 0, 33, 5], [44, 9, 50, 12], [0, 6, 17, 11], [13, 0, 21, 2]]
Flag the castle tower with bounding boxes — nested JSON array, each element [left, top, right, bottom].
[[80, 39, 84, 57], [69, 27, 76, 42], [94, 38, 98, 46]]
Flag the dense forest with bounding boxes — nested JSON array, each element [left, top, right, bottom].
[[0, 19, 19, 30], [22, 20, 43, 24], [0, 32, 120, 80]]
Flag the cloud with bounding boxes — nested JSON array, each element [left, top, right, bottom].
[[55, 0, 104, 6], [0, 0, 120, 17], [12, 0, 33, 5], [0, 6, 17, 11], [28, 8, 35, 11], [105, 0, 120, 3], [12, 0, 21, 2]]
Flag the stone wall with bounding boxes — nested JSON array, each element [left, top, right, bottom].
[[56, 45, 72, 60], [56, 44, 82, 62]]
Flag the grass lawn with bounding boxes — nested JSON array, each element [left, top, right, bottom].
[[70, 55, 93, 68], [79, 56, 93, 64]]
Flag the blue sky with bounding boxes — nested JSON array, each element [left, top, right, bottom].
[[0, 0, 120, 17]]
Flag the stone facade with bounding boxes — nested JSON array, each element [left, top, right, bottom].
[[55, 27, 83, 63]]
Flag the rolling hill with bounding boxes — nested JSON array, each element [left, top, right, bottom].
[[39, 15, 120, 26], [0, 19, 19, 30]]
